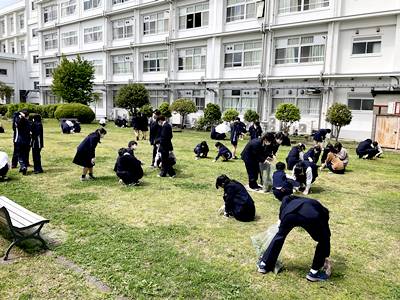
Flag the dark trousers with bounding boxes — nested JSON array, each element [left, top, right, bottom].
[[32, 147, 43, 172], [195, 149, 208, 158], [234, 205, 255, 222], [12, 143, 19, 167], [0, 164, 8, 177], [244, 161, 260, 188], [327, 163, 345, 174], [117, 171, 140, 185], [160, 150, 175, 177], [273, 188, 293, 201], [152, 145, 158, 165], [357, 148, 379, 159], [261, 213, 331, 271], [17, 144, 30, 171]]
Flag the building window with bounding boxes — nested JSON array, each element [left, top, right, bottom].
[[352, 37, 381, 55], [83, 0, 101, 10], [0, 42, 5, 52], [223, 90, 258, 113], [9, 16, 14, 32], [34, 81, 39, 90], [224, 40, 262, 68], [43, 5, 57, 23], [112, 18, 134, 40], [112, 55, 133, 74], [19, 40, 25, 55], [0, 20, 5, 35], [348, 98, 374, 111], [143, 51, 168, 72], [143, 11, 169, 35], [84, 26, 103, 43], [33, 55, 39, 63], [31, 1, 36, 11], [89, 59, 103, 75], [44, 32, 58, 50], [278, 0, 329, 14], [179, 2, 209, 30], [32, 28, 37, 38], [275, 34, 325, 64], [178, 47, 206, 71], [0, 69, 7, 76], [149, 90, 168, 108], [271, 90, 320, 115], [45, 91, 57, 104], [226, 0, 256, 23], [44, 62, 57, 78], [18, 13, 24, 29], [113, 0, 130, 4], [62, 31, 78, 47], [178, 90, 205, 110], [61, 0, 77, 17], [10, 41, 15, 54]]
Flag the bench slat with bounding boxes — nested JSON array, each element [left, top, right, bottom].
[[0, 196, 47, 223]]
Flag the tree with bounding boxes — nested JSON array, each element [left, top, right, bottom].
[[115, 83, 149, 115], [139, 104, 153, 117], [159, 102, 172, 118], [0, 81, 14, 103], [51, 55, 95, 105], [204, 103, 222, 126], [170, 98, 197, 128], [275, 103, 301, 134], [244, 109, 260, 123], [223, 109, 239, 122], [326, 103, 353, 141]]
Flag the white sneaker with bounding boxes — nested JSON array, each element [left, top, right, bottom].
[[80, 176, 88, 182]]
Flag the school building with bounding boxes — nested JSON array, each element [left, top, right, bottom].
[[0, 0, 399, 141]]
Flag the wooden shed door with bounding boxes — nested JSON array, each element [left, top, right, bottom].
[[375, 116, 400, 149]]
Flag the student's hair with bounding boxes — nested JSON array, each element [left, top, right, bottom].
[[215, 142, 223, 148], [372, 141, 378, 147], [153, 110, 161, 116], [325, 143, 334, 151], [215, 174, 231, 189], [275, 132, 284, 141], [261, 132, 275, 143], [33, 114, 42, 122], [297, 143, 306, 151], [235, 117, 240, 121], [128, 140, 137, 148], [157, 115, 166, 122], [326, 129, 331, 133], [275, 162, 286, 171], [97, 128, 107, 135], [255, 121, 260, 126], [293, 162, 305, 176], [118, 147, 128, 156], [334, 142, 342, 151], [200, 141, 208, 146]]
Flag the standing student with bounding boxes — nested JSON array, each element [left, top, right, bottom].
[[149, 110, 162, 167], [30, 114, 44, 174], [257, 195, 331, 282], [194, 141, 209, 159], [11, 111, 20, 168], [15, 110, 31, 175], [241, 133, 275, 191], [213, 142, 232, 162], [272, 162, 298, 201], [313, 128, 331, 147], [231, 117, 246, 159], [249, 121, 262, 140], [157, 115, 176, 178], [215, 175, 255, 222], [73, 128, 107, 181], [292, 160, 318, 195], [286, 143, 306, 170], [139, 113, 149, 140], [114, 147, 143, 186], [0, 151, 10, 180], [131, 113, 141, 141]]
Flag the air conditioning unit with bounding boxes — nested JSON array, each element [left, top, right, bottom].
[[266, 118, 276, 132], [298, 123, 308, 134], [306, 88, 321, 95]]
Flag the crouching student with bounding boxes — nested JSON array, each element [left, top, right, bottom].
[[356, 139, 379, 159], [0, 151, 10, 180], [372, 141, 383, 158], [61, 120, 74, 134], [292, 161, 318, 195], [320, 147, 345, 174], [194, 141, 209, 160], [215, 174, 255, 222], [286, 143, 306, 170], [213, 142, 232, 162], [114, 148, 143, 186], [257, 195, 332, 282], [304, 145, 322, 164], [313, 128, 331, 147], [272, 162, 299, 201]]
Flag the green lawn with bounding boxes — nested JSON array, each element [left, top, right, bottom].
[[0, 119, 399, 299]]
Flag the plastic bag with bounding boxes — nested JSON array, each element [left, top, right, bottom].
[[251, 222, 280, 257]]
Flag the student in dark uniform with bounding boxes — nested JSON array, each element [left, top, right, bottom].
[[61, 120, 73, 134], [215, 174, 255, 222], [194, 141, 209, 159], [276, 131, 291, 146], [304, 145, 322, 164], [292, 160, 318, 195], [30, 114, 44, 174], [286, 143, 306, 170], [115, 116, 128, 128], [11, 111, 20, 168], [210, 126, 226, 140], [73, 128, 107, 181], [231, 117, 246, 159], [138, 113, 148, 140], [0, 122, 4, 133], [313, 128, 331, 146], [356, 139, 379, 159], [15, 110, 31, 175], [241, 133, 275, 191], [272, 162, 298, 201], [73, 121, 81, 133], [213, 142, 232, 162], [249, 121, 263, 140], [114, 147, 143, 186], [157, 115, 176, 178], [149, 110, 162, 167], [257, 195, 331, 282]]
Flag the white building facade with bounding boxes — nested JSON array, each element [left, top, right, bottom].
[[0, 0, 399, 140]]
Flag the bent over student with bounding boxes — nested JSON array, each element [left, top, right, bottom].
[[292, 160, 318, 195], [215, 174, 255, 222], [257, 195, 331, 282], [73, 128, 107, 181], [114, 148, 143, 186], [213, 142, 232, 162], [194, 141, 209, 159], [286, 143, 305, 170]]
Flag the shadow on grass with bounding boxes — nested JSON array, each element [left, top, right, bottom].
[[41, 167, 70, 174], [310, 186, 325, 194]]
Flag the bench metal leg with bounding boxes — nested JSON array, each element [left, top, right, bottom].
[[4, 240, 17, 261], [36, 235, 49, 250]]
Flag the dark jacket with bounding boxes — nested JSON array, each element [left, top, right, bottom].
[[249, 125, 262, 140], [280, 195, 329, 222], [215, 145, 232, 160], [159, 122, 173, 152], [223, 180, 255, 222], [61, 121, 72, 134], [138, 115, 148, 132], [293, 160, 318, 185], [286, 146, 302, 170], [73, 131, 100, 167], [15, 116, 31, 146], [194, 143, 209, 157], [241, 139, 265, 163], [304, 148, 321, 164], [356, 139, 373, 156], [231, 122, 246, 143], [313, 129, 329, 143], [114, 152, 143, 180], [31, 121, 44, 149], [273, 170, 293, 191], [149, 118, 162, 145]]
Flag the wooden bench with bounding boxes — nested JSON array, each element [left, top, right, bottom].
[[0, 196, 49, 260]]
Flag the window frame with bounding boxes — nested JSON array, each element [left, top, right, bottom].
[[44, 62, 57, 78], [43, 5, 57, 24], [179, 2, 209, 30], [83, 0, 101, 11], [61, 30, 78, 47], [61, 0, 77, 17], [348, 98, 374, 111], [89, 59, 104, 75], [112, 54, 134, 74], [223, 89, 259, 113], [177, 90, 206, 110], [224, 40, 262, 68], [143, 11, 169, 35], [143, 50, 168, 73], [84, 26, 103, 43], [226, 0, 257, 23], [43, 32, 58, 50], [112, 17, 134, 40], [278, 0, 330, 15], [177, 46, 206, 71], [351, 36, 382, 56]]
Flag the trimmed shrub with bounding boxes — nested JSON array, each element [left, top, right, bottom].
[[0, 104, 8, 116], [159, 102, 172, 118], [54, 103, 95, 123], [244, 110, 260, 123], [139, 104, 154, 117], [43, 104, 62, 118], [204, 103, 222, 126], [194, 116, 209, 131], [223, 109, 239, 122]]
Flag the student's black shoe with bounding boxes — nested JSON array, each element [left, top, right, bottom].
[[249, 184, 262, 191], [21, 168, 27, 175]]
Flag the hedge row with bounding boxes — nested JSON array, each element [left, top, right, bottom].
[[0, 103, 95, 123]]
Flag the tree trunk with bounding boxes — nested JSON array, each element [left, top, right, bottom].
[[181, 114, 185, 129], [335, 126, 341, 141]]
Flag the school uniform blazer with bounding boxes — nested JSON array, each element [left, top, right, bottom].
[[231, 122, 245, 143], [75, 132, 100, 161], [280, 196, 329, 223], [303, 148, 316, 162], [273, 170, 293, 191], [159, 122, 173, 152], [286, 146, 302, 169], [114, 153, 143, 178], [240, 139, 265, 164], [223, 181, 255, 218], [356, 139, 373, 155], [215, 145, 232, 160], [194, 143, 209, 155], [313, 129, 329, 142], [31, 121, 44, 149], [149, 119, 162, 145], [15, 117, 31, 146]]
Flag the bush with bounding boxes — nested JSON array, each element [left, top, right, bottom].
[[244, 110, 260, 123], [193, 116, 209, 131], [5, 103, 61, 118], [0, 104, 8, 116], [139, 104, 153, 118], [115, 83, 149, 115], [223, 109, 239, 122], [326, 103, 352, 141], [275, 103, 301, 134], [43, 104, 62, 118], [159, 102, 172, 118], [204, 103, 221, 126], [170, 98, 197, 128], [54, 103, 95, 123]]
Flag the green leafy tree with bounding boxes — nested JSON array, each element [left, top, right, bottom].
[[170, 98, 197, 128], [0, 81, 14, 103], [326, 103, 353, 141], [159, 102, 172, 118], [115, 83, 149, 115], [223, 109, 239, 122], [51, 55, 95, 105], [139, 104, 154, 117], [204, 103, 222, 126], [275, 103, 301, 134], [244, 110, 260, 123]]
